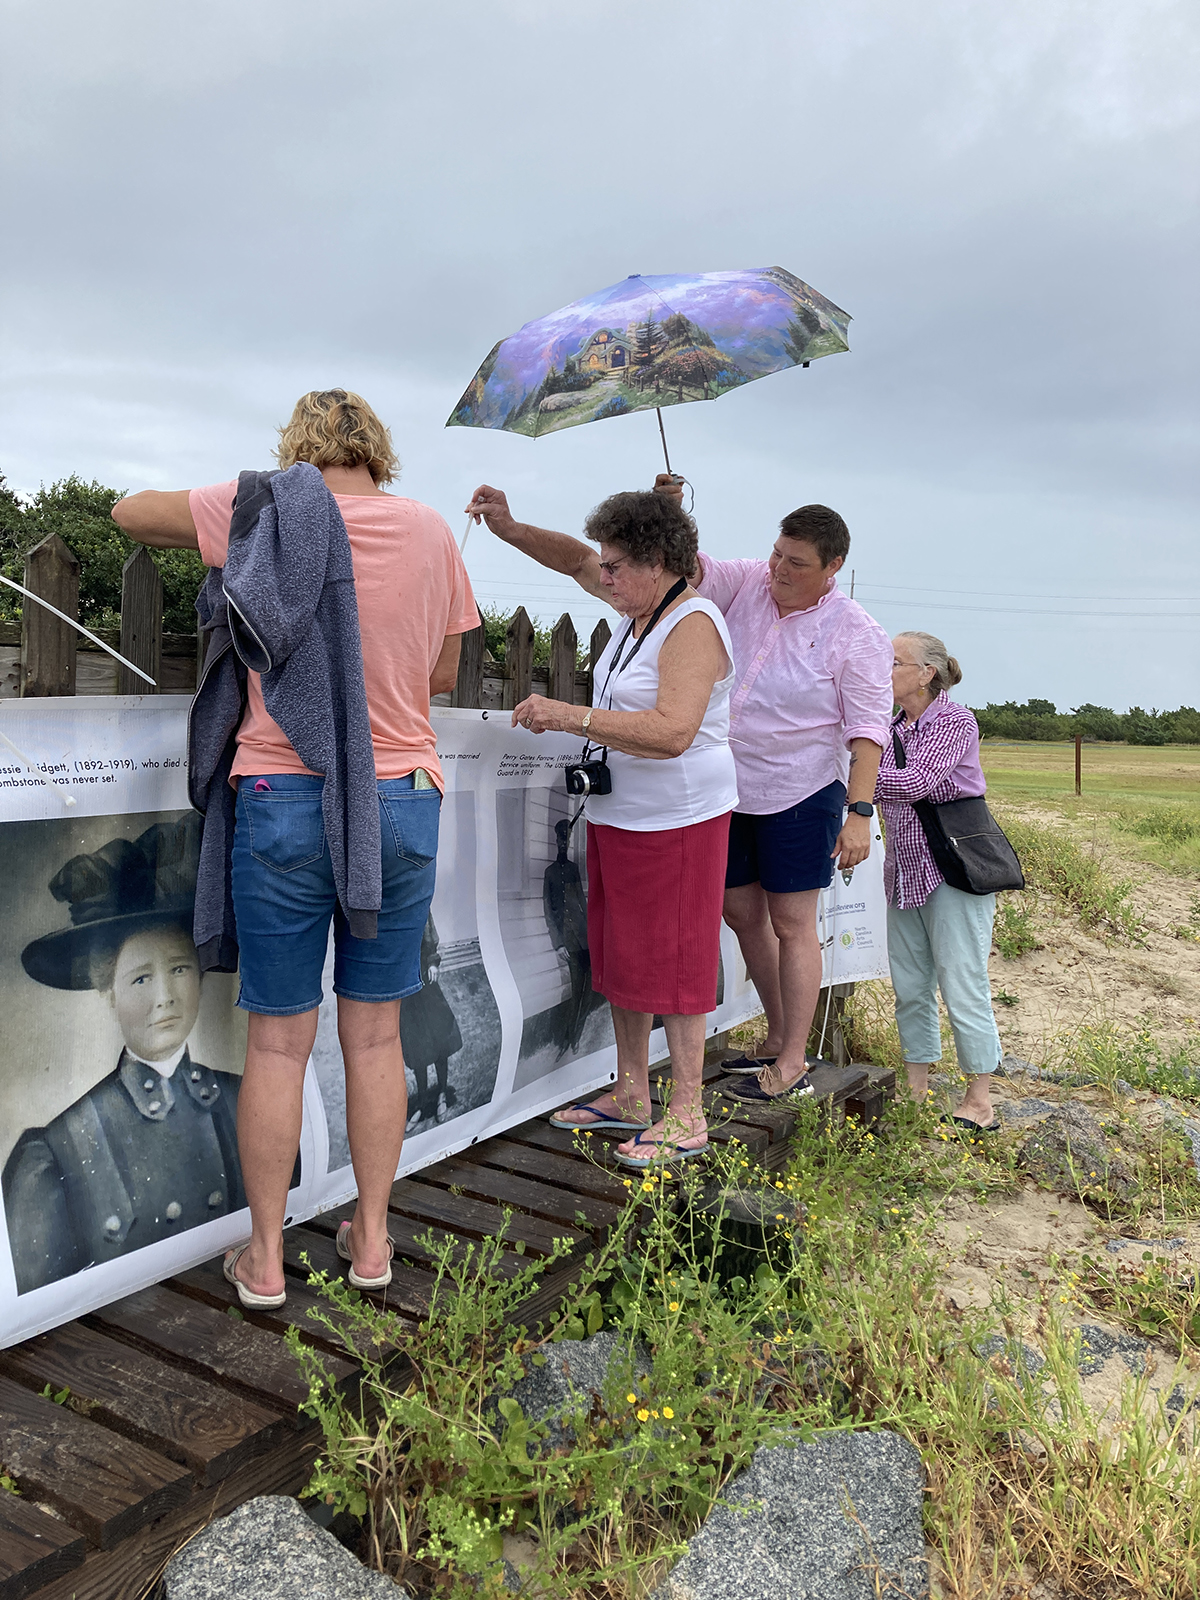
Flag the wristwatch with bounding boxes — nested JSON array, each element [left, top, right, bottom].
[[581, 709, 594, 734], [847, 801, 875, 817]]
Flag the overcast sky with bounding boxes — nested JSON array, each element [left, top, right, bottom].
[[2, 0, 1196, 711]]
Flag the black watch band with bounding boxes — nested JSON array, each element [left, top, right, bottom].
[[847, 801, 875, 817]]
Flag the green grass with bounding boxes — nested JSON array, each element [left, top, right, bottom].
[[288, 1073, 1200, 1600], [981, 741, 1200, 878], [995, 812, 1145, 942]]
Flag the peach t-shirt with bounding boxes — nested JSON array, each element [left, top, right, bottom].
[[190, 481, 478, 789]]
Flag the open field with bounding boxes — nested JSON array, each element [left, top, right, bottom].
[[981, 741, 1200, 879], [981, 740, 1200, 807]]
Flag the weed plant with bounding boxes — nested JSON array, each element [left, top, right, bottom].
[[1043, 1020, 1200, 1104], [996, 813, 1145, 943], [994, 896, 1042, 960], [1079, 1251, 1200, 1355], [288, 1075, 1200, 1597]]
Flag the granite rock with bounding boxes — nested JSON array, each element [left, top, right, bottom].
[[500, 1330, 650, 1448], [164, 1496, 405, 1600], [651, 1430, 927, 1600], [1017, 1103, 1133, 1195]]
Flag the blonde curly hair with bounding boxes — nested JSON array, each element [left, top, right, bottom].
[[275, 389, 400, 485]]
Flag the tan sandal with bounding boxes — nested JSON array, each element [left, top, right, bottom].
[[336, 1220, 394, 1289], [223, 1243, 287, 1309]]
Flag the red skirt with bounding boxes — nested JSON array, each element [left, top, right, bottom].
[[586, 812, 731, 1016]]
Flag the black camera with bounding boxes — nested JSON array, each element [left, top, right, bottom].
[[564, 760, 612, 797]]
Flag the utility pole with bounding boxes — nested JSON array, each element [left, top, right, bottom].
[[849, 568, 855, 599]]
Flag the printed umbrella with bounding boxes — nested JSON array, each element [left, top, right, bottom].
[[446, 266, 851, 471]]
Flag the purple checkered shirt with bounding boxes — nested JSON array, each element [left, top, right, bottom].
[[874, 693, 987, 909]]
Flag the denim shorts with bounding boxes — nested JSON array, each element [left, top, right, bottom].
[[231, 773, 440, 1015], [725, 779, 847, 894]]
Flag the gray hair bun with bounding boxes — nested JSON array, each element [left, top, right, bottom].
[[898, 632, 961, 695]]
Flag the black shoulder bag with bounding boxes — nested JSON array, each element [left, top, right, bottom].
[[891, 723, 1024, 895]]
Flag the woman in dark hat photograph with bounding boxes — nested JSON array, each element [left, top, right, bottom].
[[2, 815, 245, 1294]]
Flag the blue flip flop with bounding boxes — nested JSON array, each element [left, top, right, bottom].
[[549, 1101, 651, 1132], [614, 1131, 709, 1170], [725, 1072, 815, 1103]]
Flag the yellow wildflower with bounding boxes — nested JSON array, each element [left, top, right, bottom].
[[663, 1406, 675, 1419], [627, 1393, 637, 1404], [637, 1408, 650, 1422]]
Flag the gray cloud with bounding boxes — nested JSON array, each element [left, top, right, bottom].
[[2, 0, 1196, 708]]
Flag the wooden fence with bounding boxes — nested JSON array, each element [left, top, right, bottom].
[[1, 533, 860, 1062], [0, 532, 610, 710]]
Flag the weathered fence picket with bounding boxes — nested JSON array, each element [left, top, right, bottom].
[[548, 613, 577, 704], [451, 605, 485, 709], [503, 606, 534, 710], [117, 547, 163, 696], [20, 534, 79, 698], [588, 619, 611, 706]]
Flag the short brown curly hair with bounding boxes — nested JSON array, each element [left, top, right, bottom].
[[275, 389, 400, 485], [582, 491, 698, 578]]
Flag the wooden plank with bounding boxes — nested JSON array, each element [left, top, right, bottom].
[[450, 606, 485, 709], [415, 1158, 619, 1234], [280, 1225, 438, 1320], [331, 1180, 583, 1259], [22, 1420, 324, 1600], [587, 618, 612, 705], [0, 1375, 191, 1550], [88, 1285, 350, 1416], [462, 1137, 632, 1204], [117, 546, 162, 695], [167, 1259, 397, 1355], [0, 1323, 288, 1488], [20, 535, 79, 698], [0, 1493, 85, 1600], [504, 607, 534, 709], [702, 1121, 770, 1155], [548, 612, 577, 704]]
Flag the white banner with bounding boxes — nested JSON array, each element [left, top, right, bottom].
[[0, 697, 887, 1346]]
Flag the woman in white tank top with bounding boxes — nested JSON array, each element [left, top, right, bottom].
[[463, 485, 737, 1171]]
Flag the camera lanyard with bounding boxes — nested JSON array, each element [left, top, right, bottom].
[[581, 575, 689, 763], [565, 575, 689, 838]]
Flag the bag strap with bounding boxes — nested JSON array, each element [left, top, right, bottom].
[[891, 714, 907, 770], [582, 575, 688, 763]]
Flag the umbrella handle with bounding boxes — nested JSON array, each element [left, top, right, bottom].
[[656, 408, 673, 475]]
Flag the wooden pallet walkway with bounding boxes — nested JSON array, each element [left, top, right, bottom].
[[0, 1056, 893, 1600]]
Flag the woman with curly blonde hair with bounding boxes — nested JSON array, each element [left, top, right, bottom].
[[113, 389, 478, 1307]]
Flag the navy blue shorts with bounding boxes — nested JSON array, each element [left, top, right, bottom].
[[725, 780, 847, 895], [231, 773, 440, 1015]]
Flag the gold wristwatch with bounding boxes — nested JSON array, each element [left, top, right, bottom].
[[581, 709, 593, 734]]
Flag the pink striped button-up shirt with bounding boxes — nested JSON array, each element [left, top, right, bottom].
[[875, 693, 988, 909], [694, 555, 893, 815]]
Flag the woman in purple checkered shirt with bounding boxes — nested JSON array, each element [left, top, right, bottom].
[[874, 633, 1003, 1132]]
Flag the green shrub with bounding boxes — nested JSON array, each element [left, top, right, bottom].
[[993, 896, 1042, 959], [1116, 806, 1200, 848], [997, 813, 1144, 942], [0, 473, 206, 634]]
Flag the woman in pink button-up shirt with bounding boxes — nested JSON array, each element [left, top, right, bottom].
[[466, 479, 893, 1107]]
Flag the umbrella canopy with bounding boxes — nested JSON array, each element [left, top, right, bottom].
[[446, 266, 851, 442]]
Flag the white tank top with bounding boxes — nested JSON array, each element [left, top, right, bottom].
[[584, 597, 739, 832]]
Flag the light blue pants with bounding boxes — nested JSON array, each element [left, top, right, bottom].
[[886, 883, 1002, 1075]]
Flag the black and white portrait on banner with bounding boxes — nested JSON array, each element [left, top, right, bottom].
[[496, 785, 613, 1091], [311, 787, 502, 1172], [0, 809, 249, 1294]]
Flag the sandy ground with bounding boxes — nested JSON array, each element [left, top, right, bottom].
[[988, 808, 1200, 1053]]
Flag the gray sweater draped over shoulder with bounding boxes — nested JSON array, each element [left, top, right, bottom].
[[188, 462, 380, 972]]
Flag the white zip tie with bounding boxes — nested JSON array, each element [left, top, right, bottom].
[[0, 573, 156, 687], [0, 725, 77, 806]]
